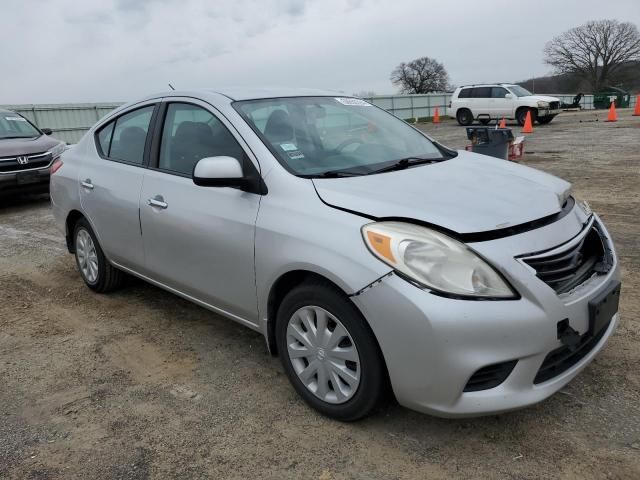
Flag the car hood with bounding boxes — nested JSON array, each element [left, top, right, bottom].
[[312, 151, 571, 235], [523, 95, 560, 103], [0, 135, 61, 157]]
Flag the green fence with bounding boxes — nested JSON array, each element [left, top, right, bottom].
[[0, 103, 122, 144], [2, 93, 636, 144]]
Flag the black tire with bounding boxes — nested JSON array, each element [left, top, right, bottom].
[[479, 118, 491, 125], [275, 280, 387, 421], [537, 115, 555, 125], [73, 218, 125, 293], [516, 107, 537, 126], [456, 109, 474, 126]]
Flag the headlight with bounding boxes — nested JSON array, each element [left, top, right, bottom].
[[537, 101, 550, 108], [47, 142, 66, 159], [362, 222, 516, 298]]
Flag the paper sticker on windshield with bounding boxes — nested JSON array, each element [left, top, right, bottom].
[[5, 116, 27, 122], [335, 97, 371, 106], [280, 143, 298, 152], [288, 151, 305, 160]]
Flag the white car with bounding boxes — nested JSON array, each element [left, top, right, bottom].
[[449, 84, 562, 126]]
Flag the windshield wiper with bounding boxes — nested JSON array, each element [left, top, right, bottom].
[[365, 157, 439, 175], [301, 169, 363, 178], [0, 135, 36, 140]]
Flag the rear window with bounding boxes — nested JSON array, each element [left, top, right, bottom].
[[458, 88, 472, 98], [95, 106, 155, 165], [470, 87, 491, 98]]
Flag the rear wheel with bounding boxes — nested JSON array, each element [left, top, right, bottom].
[[516, 107, 536, 126], [74, 218, 125, 293], [275, 281, 387, 421], [456, 109, 474, 126], [537, 115, 555, 125]]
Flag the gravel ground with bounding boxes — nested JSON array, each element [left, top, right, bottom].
[[1, 108, 639, 479]]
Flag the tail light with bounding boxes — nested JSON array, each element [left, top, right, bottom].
[[51, 158, 63, 174]]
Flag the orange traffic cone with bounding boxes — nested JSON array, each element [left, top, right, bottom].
[[522, 110, 534, 133], [433, 107, 440, 124], [606, 100, 617, 122], [633, 96, 640, 116], [499, 117, 506, 128]]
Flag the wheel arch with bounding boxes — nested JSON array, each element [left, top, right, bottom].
[[65, 209, 86, 253], [266, 268, 394, 404], [456, 107, 474, 126], [266, 269, 348, 356], [516, 105, 538, 116]]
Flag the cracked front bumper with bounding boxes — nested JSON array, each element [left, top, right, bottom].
[[351, 214, 620, 417]]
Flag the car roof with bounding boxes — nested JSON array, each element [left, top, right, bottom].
[[136, 87, 343, 103], [458, 84, 515, 89], [209, 87, 342, 100]]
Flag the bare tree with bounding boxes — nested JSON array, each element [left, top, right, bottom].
[[390, 57, 450, 94], [544, 20, 640, 91]]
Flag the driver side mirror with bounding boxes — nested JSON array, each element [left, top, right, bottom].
[[504, 93, 515, 99], [193, 156, 246, 188], [41, 128, 53, 135]]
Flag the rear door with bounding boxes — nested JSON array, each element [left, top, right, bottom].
[[78, 102, 158, 270], [139, 99, 261, 324], [470, 87, 492, 119]]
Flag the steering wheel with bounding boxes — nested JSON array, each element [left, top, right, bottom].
[[334, 138, 364, 153]]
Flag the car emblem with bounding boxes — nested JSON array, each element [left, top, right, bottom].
[[17, 155, 30, 165]]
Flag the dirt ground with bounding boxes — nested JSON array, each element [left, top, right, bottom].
[[1, 108, 639, 480]]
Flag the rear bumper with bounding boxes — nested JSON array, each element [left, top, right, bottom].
[[0, 169, 50, 196]]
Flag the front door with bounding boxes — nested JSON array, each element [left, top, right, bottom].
[[78, 103, 157, 270], [488, 86, 512, 118], [139, 101, 261, 324]]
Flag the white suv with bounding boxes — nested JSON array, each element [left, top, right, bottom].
[[449, 84, 562, 126]]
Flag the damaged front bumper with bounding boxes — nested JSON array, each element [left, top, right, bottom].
[[351, 211, 620, 417]]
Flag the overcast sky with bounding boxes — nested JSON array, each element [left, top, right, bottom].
[[1, 0, 639, 103]]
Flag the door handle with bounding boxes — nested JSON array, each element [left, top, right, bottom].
[[147, 196, 168, 209], [81, 179, 94, 190]]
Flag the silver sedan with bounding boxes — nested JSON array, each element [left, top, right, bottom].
[[50, 88, 621, 420]]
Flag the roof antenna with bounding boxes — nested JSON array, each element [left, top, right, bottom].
[[168, 83, 175, 91]]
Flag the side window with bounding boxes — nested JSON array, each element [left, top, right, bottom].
[[491, 87, 508, 98], [96, 121, 114, 156], [108, 106, 154, 164], [471, 87, 491, 98], [158, 103, 244, 176], [458, 88, 472, 99]]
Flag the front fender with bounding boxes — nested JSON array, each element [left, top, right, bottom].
[[254, 171, 391, 336]]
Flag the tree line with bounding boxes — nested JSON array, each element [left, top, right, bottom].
[[390, 19, 640, 94]]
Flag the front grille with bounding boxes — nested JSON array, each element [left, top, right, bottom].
[[522, 223, 607, 294], [0, 152, 52, 173], [549, 101, 560, 110], [534, 318, 611, 384], [463, 360, 517, 392]]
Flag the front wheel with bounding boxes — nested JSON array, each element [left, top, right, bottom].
[[516, 107, 537, 126], [276, 281, 387, 421], [537, 115, 555, 125]]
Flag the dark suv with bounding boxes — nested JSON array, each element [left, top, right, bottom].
[[0, 109, 66, 196]]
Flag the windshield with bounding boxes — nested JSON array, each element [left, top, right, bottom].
[[234, 97, 450, 177], [0, 113, 41, 139], [507, 85, 533, 97]]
